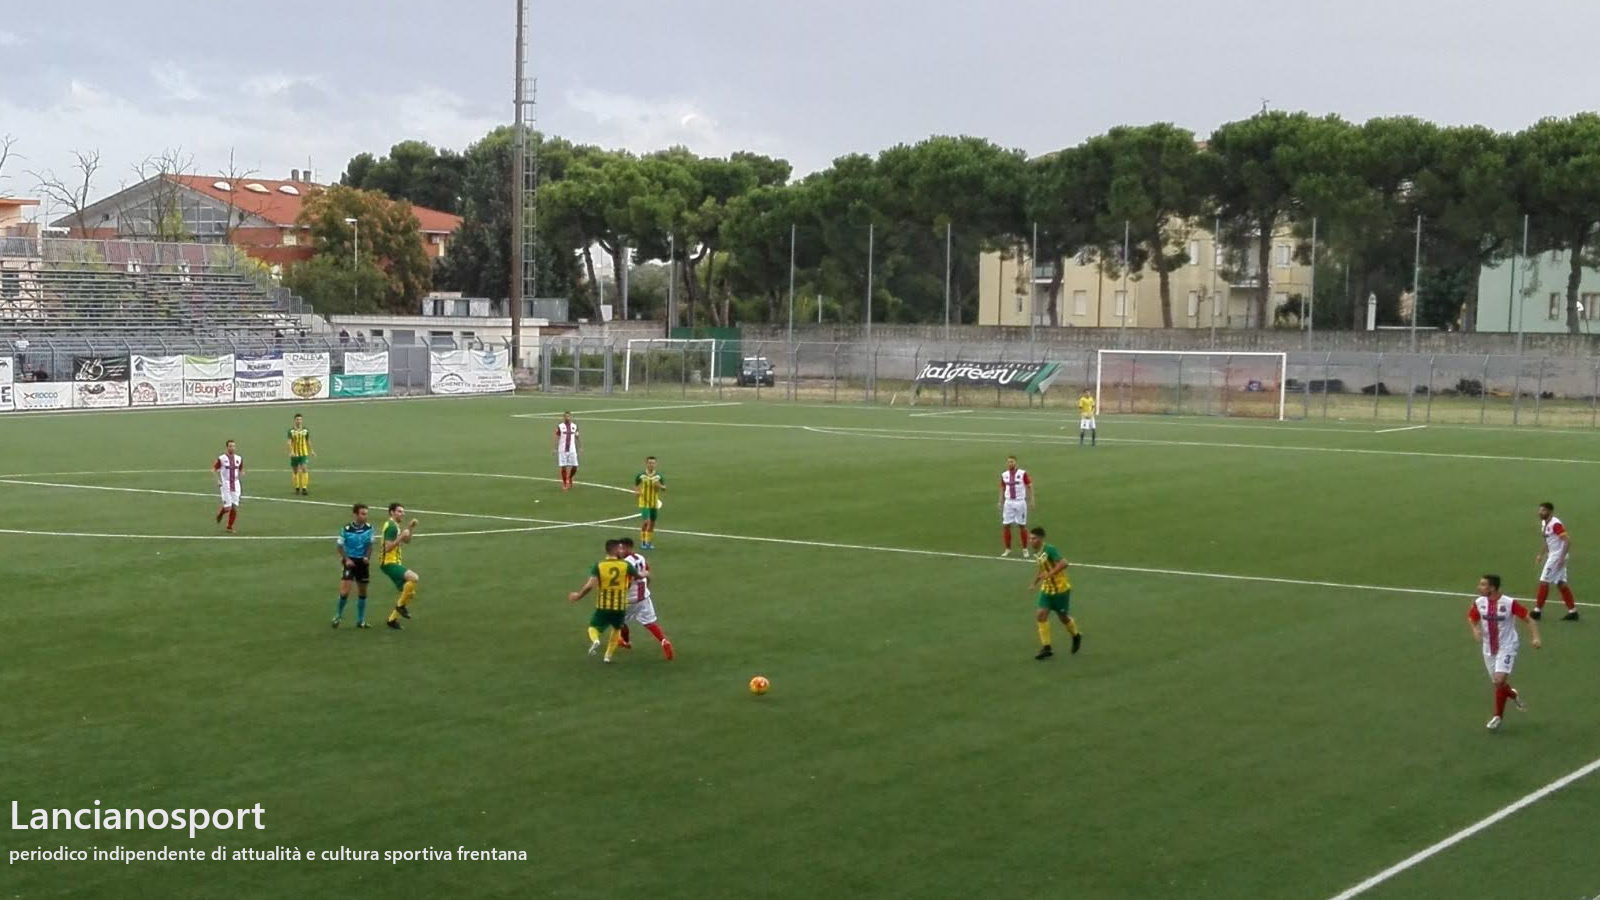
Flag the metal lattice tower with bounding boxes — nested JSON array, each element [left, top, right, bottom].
[[509, 0, 537, 364]]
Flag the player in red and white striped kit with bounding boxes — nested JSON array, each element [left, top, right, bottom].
[[1467, 574, 1541, 731], [554, 411, 581, 491], [212, 439, 244, 533], [616, 537, 673, 660], [1532, 502, 1579, 621], [998, 456, 1034, 558]]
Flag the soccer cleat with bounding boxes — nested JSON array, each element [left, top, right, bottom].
[[1511, 691, 1527, 712], [1562, 610, 1580, 621], [398, 605, 411, 620], [1071, 633, 1082, 654], [588, 639, 602, 656], [1000, 549, 1012, 558], [1530, 608, 1543, 620], [331, 617, 341, 629], [1034, 645, 1053, 660], [1486, 715, 1502, 731], [618, 639, 632, 650], [356, 622, 371, 630], [602, 656, 614, 664], [386, 619, 402, 630], [661, 639, 674, 661]]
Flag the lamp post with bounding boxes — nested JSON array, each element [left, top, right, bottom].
[[343, 216, 359, 308]]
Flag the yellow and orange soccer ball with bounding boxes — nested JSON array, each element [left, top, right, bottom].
[[748, 675, 770, 695]]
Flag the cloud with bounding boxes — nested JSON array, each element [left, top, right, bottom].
[[151, 62, 203, 103], [561, 87, 773, 159], [0, 30, 21, 47]]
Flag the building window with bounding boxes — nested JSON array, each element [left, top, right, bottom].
[[1187, 291, 1199, 318], [281, 229, 298, 247], [1214, 242, 1225, 266], [459, 330, 476, 342], [1211, 291, 1222, 317], [1273, 292, 1289, 311], [369, 329, 384, 339], [1072, 290, 1088, 317], [453, 299, 471, 317], [1188, 240, 1201, 266], [1275, 244, 1291, 267], [429, 330, 453, 347], [1016, 293, 1024, 314], [1583, 293, 1600, 320], [1114, 290, 1127, 318], [1549, 293, 1563, 320], [431, 298, 447, 316]]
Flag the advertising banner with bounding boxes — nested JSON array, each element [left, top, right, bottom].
[[130, 355, 184, 407], [0, 356, 12, 411], [234, 354, 284, 404], [184, 354, 235, 381], [74, 380, 130, 409], [14, 382, 72, 410], [429, 349, 514, 395], [281, 352, 331, 400], [343, 351, 389, 376], [72, 355, 131, 383], [913, 360, 1063, 394], [331, 373, 391, 398]]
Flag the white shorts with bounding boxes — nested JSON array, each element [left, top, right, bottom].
[[1482, 647, 1517, 677], [625, 596, 657, 626], [557, 451, 580, 469], [1540, 559, 1568, 584], [1080, 417, 1096, 430], [1001, 499, 1028, 526], [219, 485, 241, 507]]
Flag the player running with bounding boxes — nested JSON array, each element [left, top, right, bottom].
[[380, 503, 422, 630], [616, 537, 673, 659], [634, 456, 666, 549], [333, 503, 375, 629], [567, 539, 638, 663], [554, 411, 581, 491], [212, 439, 244, 533], [1468, 574, 1541, 731], [287, 414, 314, 495], [998, 456, 1033, 558], [1533, 502, 1579, 621], [1028, 527, 1081, 660], [1077, 389, 1097, 446]]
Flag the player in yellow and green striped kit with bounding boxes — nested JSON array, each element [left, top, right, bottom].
[[1028, 526, 1081, 660], [380, 503, 422, 629], [286, 414, 314, 495], [567, 539, 638, 663], [633, 456, 666, 549]]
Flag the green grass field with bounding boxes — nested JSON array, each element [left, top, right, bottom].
[[3, 394, 1598, 900]]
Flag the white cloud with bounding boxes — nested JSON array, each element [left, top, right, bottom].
[[151, 62, 203, 102], [561, 87, 772, 159], [0, 30, 21, 47]]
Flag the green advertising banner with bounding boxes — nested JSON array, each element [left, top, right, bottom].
[[332, 373, 390, 398]]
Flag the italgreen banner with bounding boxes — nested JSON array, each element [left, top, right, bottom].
[[914, 360, 1063, 394], [331, 373, 390, 398]]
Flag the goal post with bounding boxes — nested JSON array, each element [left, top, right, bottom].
[[623, 339, 718, 392], [1094, 350, 1288, 420]]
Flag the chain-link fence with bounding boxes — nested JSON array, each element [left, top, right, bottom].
[[535, 337, 1600, 427]]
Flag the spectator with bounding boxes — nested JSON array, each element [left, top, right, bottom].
[[339, 328, 350, 345], [32, 366, 48, 382]]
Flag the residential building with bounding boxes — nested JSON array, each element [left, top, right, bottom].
[[1476, 250, 1600, 334], [978, 223, 1314, 330], [53, 171, 461, 271], [0, 196, 39, 238]]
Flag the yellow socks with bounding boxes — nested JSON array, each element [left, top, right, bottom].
[[604, 629, 621, 660], [398, 582, 415, 608], [587, 626, 601, 644], [1036, 620, 1051, 646], [1064, 617, 1079, 637]]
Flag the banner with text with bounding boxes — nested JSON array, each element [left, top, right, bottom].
[[913, 360, 1063, 395], [281, 352, 331, 400], [72, 354, 130, 409], [234, 354, 285, 404], [342, 350, 389, 377], [331, 373, 391, 398], [0, 356, 12, 411], [14, 382, 72, 410], [184, 354, 236, 405], [130, 355, 184, 407], [429, 349, 514, 395]]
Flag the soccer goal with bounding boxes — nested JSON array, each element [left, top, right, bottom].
[[1095, 350, 1288, 420], [623, 339, 719, 393]]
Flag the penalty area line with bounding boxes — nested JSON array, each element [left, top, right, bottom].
[[1324, 755, 1600, 900], [1374, 424, 1428, 434], [0, 515, 636, 542]]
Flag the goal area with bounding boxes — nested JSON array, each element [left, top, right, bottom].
[[1095, 350, 1288, 420], [623, 339, 718, 392]]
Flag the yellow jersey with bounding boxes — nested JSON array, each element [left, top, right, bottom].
[[381, 520, 404, 566], [635, 471, 664, 509], [1077, 395, 1096, 416], [1036, 544, 1071, 594], [590, 558, 638, 611], [287, 427, 311, 457]]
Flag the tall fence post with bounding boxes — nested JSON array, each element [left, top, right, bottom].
[[1479, 356, 1490, 425], [1321, 351, 1333, 421], [1533, 356, 1547, 426], [1592, 357, 1599, 429], [1372, 353, 1383, 420], [1425, 355, 1436, 423], [1511, 359, 1522, 426]]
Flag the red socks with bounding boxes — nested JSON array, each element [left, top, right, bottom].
[[226, 509, 237, 529], [1559, 584, 1576, 610], [619, 625, 631, 642], [1494, 682, 1511, 717], [215, 507, 225, 523], [1002, 528, 1012, 549], [1536, 583, 1550, 609], [645, 623, 666, 643]]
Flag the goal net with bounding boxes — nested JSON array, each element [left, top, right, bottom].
[[623, 339, 718, 393], [1095, 350, 1288, 420]]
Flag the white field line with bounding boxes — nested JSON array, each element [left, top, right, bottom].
[[908, 409, 976, 418], [0, 391, 508, 422], [578, 415, 1600, 466], [1324, 756, 1600, 900], [0, 517, 633, 542], [510, 401, 741, 419], [1375, 424, 1428, 434]]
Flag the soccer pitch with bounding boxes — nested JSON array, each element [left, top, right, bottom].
[[3, 395, 1598, 900]]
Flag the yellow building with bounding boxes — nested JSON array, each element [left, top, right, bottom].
[[978, 223, 1314, 329]]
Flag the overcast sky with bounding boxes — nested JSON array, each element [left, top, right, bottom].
[[2, 0, 1597, 219]]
